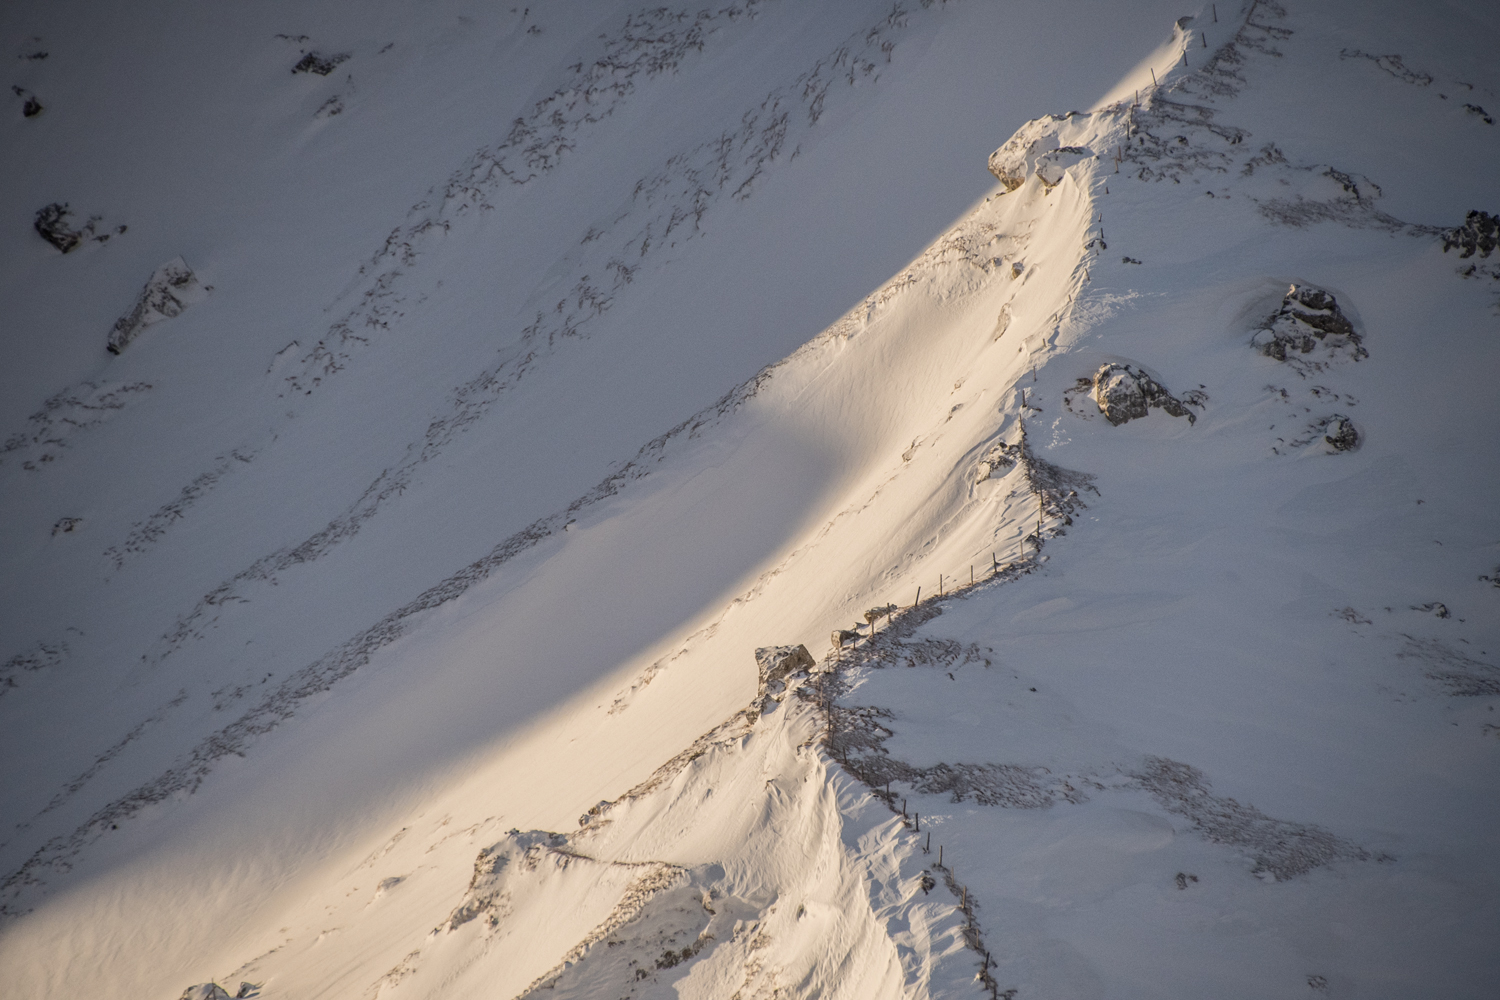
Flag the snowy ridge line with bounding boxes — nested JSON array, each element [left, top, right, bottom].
[[6, 52, 1060, 891], [285, 0, 933, 398], [1111, 0, 1448, 237]]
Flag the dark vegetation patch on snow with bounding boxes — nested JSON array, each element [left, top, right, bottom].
[[0, 640, 68, 699], [103, 448, 256, 569], [1337, 49, 1432, 87], [1134, 757, 1374, 881], [0, 379, 154, 471], [1395, 635, 1500, 696], [290, 51, 349, 76]]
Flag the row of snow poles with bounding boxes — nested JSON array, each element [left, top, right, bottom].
[[882, 780, 1003, 997], [831, 546, 1040, 653], [1135, 4, 1214, 105]]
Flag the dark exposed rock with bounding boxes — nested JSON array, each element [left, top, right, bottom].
[[1090, 363, 1203, 425], [1251, 283, 1365, 365], [1464, 103, 1494, 125], [1442, 210, 1498, 259], [33, 202, 91, 253], [1322, 414, 1359, 451], [292, 51, 350, 75], [12, 85, 41, 117]]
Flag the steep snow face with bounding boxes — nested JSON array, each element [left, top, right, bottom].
[[3, 0, 1499, 998]]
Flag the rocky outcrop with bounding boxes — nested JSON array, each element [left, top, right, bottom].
[[107, 257, 208, 354], [987, 115, 1087, 191], [1090, 363, 1202, 425], [1322, 414, 1359, 451], [1251, 284, 1365, 365], [753, 644, 814, 713], [1442, 210, 1498, 259]]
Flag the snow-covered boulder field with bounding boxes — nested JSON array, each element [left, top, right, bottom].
[[1, 1, 1497, 998]]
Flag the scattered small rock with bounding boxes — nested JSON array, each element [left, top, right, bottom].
[[107, 257, 208, 354], [1442, 210, 1498, 258], [1252, 284, 1365, 366], [1174, 872, 1199, 889], [1413, 602, 1450, 619], [292, 51, 350, 75], [1464, 103, 1495, 125], [1122, 255, 1142, 264], [51, 517, 82, 536], [1090, 363, 1204, 426]]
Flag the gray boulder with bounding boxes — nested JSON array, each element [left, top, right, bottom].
[[1091, 363, 1201, 426]]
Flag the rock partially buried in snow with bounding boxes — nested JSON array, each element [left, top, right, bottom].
[[1034, 146, 1093, 188], [178, 985, 231, 1000], [1323, 414, 1359, 451], [751, 644, 814, 720], [1251, 283, 1365, 365], [987, 115, 1065, 190], [107, 257, 208, 354], [1090, 363, 1202, 425]]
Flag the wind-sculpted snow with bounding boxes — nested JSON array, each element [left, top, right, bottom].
[[3, 0, 1499, 996], [132, 0, 944, 666], [282, 0, 924, 399]]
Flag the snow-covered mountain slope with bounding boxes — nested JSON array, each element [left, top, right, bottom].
[[3, 1, 1498, 997]]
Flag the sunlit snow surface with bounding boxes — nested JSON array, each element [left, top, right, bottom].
[[2, 1, 1497, 998]]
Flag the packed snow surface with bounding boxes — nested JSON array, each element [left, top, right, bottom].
[[2, 1, 1498, 998]]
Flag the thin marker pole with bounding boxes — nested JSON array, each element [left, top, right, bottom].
[[939, 845, 943, 867], [1150, 67, 1157, 87], [1212, 3, 1218, 21], [914, 586, 921, 608]]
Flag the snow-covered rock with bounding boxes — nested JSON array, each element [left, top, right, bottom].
[[1250, 283, 1365, 366], [106, 257, 208, 354], [1090, 362, 1201, 425], [1034, 145, 1094, 187]]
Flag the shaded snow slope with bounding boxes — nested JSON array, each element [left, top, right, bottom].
[[3, 1, 1499, 998]]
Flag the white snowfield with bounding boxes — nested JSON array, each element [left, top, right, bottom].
[[2, 1, 1498, 997]]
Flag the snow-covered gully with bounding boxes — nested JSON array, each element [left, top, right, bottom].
[[2, 0, 1498, 997]]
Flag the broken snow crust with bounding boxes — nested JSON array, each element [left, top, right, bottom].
[[2, 1, 1499, 999]]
